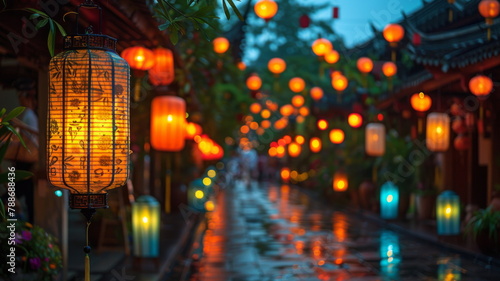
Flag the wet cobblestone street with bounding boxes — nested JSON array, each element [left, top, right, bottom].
[[179, 181, 500, 281]]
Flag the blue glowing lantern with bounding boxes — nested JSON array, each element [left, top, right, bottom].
[[436, 190, 460, 235], [188, 178, 208, 212], [132, 195, 160, 257], [380, 181, 399, 219]]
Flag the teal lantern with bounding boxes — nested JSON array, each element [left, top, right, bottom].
[[380, 182, 399, 219], [436, 190, 460, 235], [188, 178, 209, 212], [132, 195, 160, 257]]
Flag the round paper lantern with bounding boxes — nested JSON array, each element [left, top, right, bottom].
[[213, 37, 230, 54], [250, 102, 262, 114], [310, 87, 324, 101], [261, 109, 271, 119], [149, 47, 174, 86], [329, 129, 345, 144], [291, 95, 305, 107], [426, 112, 450, 152], [298, 106, 309, 116], [324, 50, 340, 64], [281, 167, 290, 182], [280, 104, 295, 116], [333, 171, 348, 192], [357, 57, 373, 73], [289, 77, 306, 93], [479, 0, 500, 24], [332, 74, 348, 91], [268, 58, 286, 74], [48, 32, 130, 209], [185, 122, 202, 140], [382, 62, 397, 77], [348, 113, 363, 128], [312, 38, 333, 56], [310, 137, 322, 153], [410, 92, 432, 112], [246, 74, 262, 91], [295, 135, 305, 145], [237, 61, 246, 71], [468, 75, 493, 99], [254, 0, 278, 21], [150, 96, 186, 151], [365, 123, 385, 156], [436, 190, 460, 235], [288, 142, 301, 157], [317, 119, 328, 130], [121, 46, 154, 71], [454, 134, 471, 150], [383, 23, 405, 45]]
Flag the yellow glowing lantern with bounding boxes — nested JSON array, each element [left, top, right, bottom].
[[469, 75, 493, 99], [121, 46, 154, 71], [291, 95, 305, 107], [310, 137, 322, 153], [148, 47, 174, 86], [312, 38, 333, 56], [426, 113, 450, 152], [329, 129, 345, 144], [288, 142, 302, 157], [289, 77, 306, 93], [250, 102, 262, 114], [333, 171, 348, 192], [132, 195, 160, 257], [348, 113, 363, 128], [185, 122, 202, 140], [295, 135, 305, 145], [298, 106, 309, 116], [310, 87, 324, 101], [268, 58, 286, 74], [479, 0, 500, 40], [254, 0, 278, 21], [261, 109, 271, 119], [317, 119, 329, 130], [324, 50, 340, 64], [410, 92, 432, 112], [213, 37, 230, 54], [246, 74, 262, 91], [280, 104, 295, 116], [150, 96, 186, 151], [48, 31, 130, 210], [332, 74, 348, 91], [357, 57, 373, 73], [365, 123, 385, 156], [382, 62, 397, 77]]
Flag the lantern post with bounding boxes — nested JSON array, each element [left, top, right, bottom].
[[47, 1, 130, 279], [436, 190, 460, 235]]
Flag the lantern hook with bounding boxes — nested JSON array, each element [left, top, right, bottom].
[[75, 0, 103, 35]]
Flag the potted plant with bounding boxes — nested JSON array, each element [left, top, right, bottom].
[[464, 206, 500, 256]]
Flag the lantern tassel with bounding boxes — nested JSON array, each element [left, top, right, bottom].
[[391, 50, 396, 62], [448, 9, 453, 22], [84, 254, 90, 281], [134, 78, 141, 102]]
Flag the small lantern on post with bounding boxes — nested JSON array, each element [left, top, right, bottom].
[[332, 74, 348, 102], [333, 171, 348, 192], [382, 62, 397, 91], [288, 142, 301, 158], [469, 75, 493, 133], [436, 190, 460, 235], [365, 123, 385, 156], [426, 113, 450, 152], [289, 77, 306, 93], [132, 195, 160, 258], [309, 137, 322, 153], [329, 128, 345, 144], [383, 23, 405, 62], [213, 37, 230, 54], [254, 0, 278, 22], [380, 182, 399, 219], [188, 178, 209, 212], [348, 113, 363, 128], [310, 87, 324, 101], [411, 92, 432, 134], [479, 0, 500, 40], [246, 74, 262, 91], [357, 57, 373, 88]]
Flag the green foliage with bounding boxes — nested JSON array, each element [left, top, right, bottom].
[[22, 8, 66, 57], [464, 206, 500, 242]]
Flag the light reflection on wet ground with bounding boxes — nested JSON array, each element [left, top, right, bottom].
[[185, 181, 500, 281]]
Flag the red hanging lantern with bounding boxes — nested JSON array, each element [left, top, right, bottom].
[[410, 92, 432, 112], [324, 50, 340, 64], [121, 46, 155, 71], [149, 47, 174, 86], [382, 62, 397, 77], [310, 87, 324, 101], [185, 122, 203, 140], [299, 14, 310, 28], [213, 37, 230, 54], [454, 134, 471, 151], [254, 0, 278, 22], [357, 57, 373, 74], [312, 38, 333, 56], [468, 75, 493, 99], [150, 96, 186, 151]]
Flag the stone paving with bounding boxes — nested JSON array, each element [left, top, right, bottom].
[[183, 181, 500, 281]]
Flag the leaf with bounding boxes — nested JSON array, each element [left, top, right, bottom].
[[0, 108, 6, 117], [23, 8, 49, 18], [222, 0, 230, 20], [3, 107, 25, 122], [226, 0, 243, 21], [48, 20, 55, 57], [29, 13, 41, 20], [0, 138, 9, 161], [35, 18, 48, 30], [169, 30, 179, 45], [55, 21, 67, 36], [0, 170, 34, 184], [158, 22, 170, 31]]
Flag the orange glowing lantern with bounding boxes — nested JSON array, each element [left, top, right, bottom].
[[250, 102, 262, 114], [240, 125, 250, 134], [332, 74, 348, 92], [383, 23, 404, 61], [268, 58, 286, 75], [469, 75, 493, 99], [151, 96, 186, 151], [237, 61, 246, 71], [121, 46, 154, 71], [198, 135, 224, 161], [310, 87, 324, 101], [426, 113, 450, 152], [261, 120, 271, 129], [274, 118, 288, 130], [149, 47, 174, 86], [348, 113, 363, 128], [312, 38, 333, 56], [333, 171, 348, 192], [479, 0, 500, 40], [281, 167, 291, 182], [288, 142, 302, 157], [309, 137, 322, 153], [280, 104, 295, 116], [298, 106, 309, 116], [317, 119, 329, 130], [365, 123, 385, 156], [410, 92, 432, 112], [382, 62, 397, 77], [329, 129, 345, 144], [295, 135, 305, 145], [357, 57, 373, 73], [291, 95, 305, 107], [261, 109, 271, 119], [185, 122, 202, 140], [324, 50, 340, 64], [289, 77, 306, 93], [246, 74, 262, 91], [213, 37, 230, 54], [254, 0, 278, 21]]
